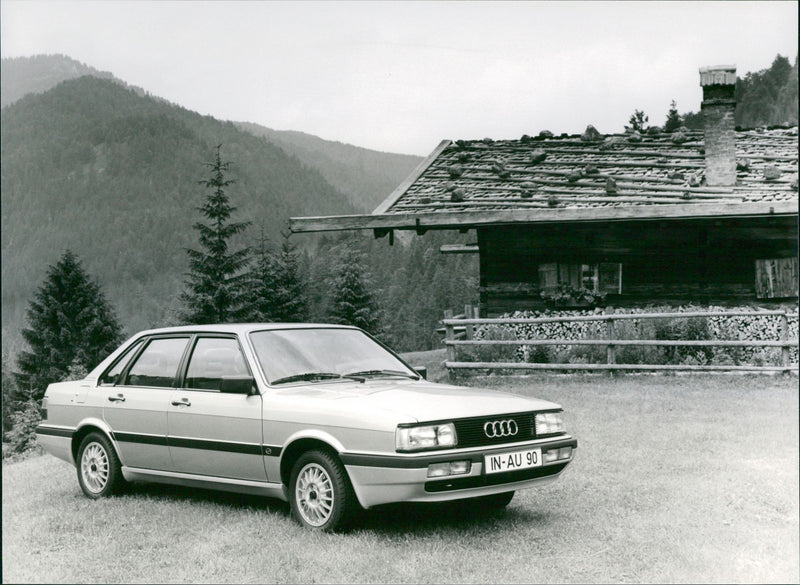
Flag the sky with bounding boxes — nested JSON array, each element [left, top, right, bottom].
[[1, 1, 798, 156]]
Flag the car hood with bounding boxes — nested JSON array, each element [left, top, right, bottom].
[[272, 379, 560, 423]]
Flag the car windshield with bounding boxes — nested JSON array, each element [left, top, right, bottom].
[[249, 328, 417, 385]]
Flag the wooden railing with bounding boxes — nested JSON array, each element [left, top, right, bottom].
[[442, 306, 799, 374]]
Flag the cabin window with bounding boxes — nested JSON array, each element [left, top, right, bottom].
[[755, 257, 798, 298], [538, 262, 622, 294]]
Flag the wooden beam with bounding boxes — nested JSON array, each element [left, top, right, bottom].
[[289, 200, 799, 233], [372, 140, 452, 215], [439, 244, 480, 254], [445, 361, 797, 372]]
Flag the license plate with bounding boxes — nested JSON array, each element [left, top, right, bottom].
[[484, 448, 542, 475]]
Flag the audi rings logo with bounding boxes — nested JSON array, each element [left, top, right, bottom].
[[483, 419, 519, 438]]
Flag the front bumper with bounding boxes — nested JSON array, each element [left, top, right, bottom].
[[342, 436, 577, 508]]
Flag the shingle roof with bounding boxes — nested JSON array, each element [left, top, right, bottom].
[[380, 127, 798, 215], [289, 126, 798, 234]]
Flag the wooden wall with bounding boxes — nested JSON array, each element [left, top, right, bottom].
[[477, 215, 798, 316]]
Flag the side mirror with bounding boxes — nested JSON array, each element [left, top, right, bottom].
[[413, 366, 427, 380], [220, 376, 257, 395]]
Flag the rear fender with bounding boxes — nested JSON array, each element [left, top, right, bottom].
[[72, 418, 123, 466]]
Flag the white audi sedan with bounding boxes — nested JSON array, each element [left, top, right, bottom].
[[36, 324, 577, 531]]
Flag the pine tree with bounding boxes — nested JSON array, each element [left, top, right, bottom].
[[663, 100, 682, 132], [628, 109, 648, 132], [14, 250, 123, 403], [270, 232, 309, 322], [248, 230, 279, 322], [181, 145, 252, 324], [327, 246, 382, 335], [2, 354, 18, 436]]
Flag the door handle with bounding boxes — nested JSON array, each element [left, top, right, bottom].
[[171, 398, 191, 407], [107, 394, 126, 403]]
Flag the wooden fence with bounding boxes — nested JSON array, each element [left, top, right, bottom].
[[442, 306, 799, 374]]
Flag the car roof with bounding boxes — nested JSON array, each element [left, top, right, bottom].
[[133, 323, 357, 337]]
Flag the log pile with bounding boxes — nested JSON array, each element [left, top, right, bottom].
[[470, 305, 798, 366]]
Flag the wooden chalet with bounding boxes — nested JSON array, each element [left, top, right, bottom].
[[290, 66, 799, 316]]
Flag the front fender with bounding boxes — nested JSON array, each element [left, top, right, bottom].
[[282, 428, 347, 455]]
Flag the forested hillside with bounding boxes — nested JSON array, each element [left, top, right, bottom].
[[1, 76, 357, 350], [237, 123, 422, 211]]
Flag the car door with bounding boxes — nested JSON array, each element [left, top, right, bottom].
[[167, 335, 267, 482], [101, 335, 191, 471]]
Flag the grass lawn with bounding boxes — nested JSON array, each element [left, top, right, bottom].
[[3, 360, 798, 583]]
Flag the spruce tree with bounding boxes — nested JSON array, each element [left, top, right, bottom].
[[14, 250, 123, 403], [250, 230, 309, 323], [271, 233, 308, 322], [327, 246, 382, 335], [181, 145, 252, 324], [664, 100, 682, 132], [248, 230, 279, 322]]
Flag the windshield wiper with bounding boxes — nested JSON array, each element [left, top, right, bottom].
[[344, 369, 420, 380], [271, 372, 343, 385]]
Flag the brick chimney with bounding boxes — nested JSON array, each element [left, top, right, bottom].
[[699, 65, 737, 186]]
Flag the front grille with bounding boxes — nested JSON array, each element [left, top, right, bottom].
[[453, 412, 536, 448]]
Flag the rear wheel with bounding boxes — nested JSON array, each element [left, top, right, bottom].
[[289, 450, 358, 531], [76, 432, 124, 498]]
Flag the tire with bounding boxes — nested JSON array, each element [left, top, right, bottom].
[[289, 450, 358, 531], [76, 432, 125, 499], [475, 491, 515, 509]]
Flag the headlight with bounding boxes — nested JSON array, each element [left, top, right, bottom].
[[535, 412, 565, 436], [396, 423, 457, 452]]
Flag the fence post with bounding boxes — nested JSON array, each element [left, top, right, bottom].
[[605, 306, 616, 377], [780, 310, 789, 373], [444, 309, 455, 365], [464, 304, 474, 340]]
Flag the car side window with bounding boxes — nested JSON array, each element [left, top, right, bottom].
[[123, 337, 189, 388], [184, 337, 250, 391], [98, 339, 144, 386]]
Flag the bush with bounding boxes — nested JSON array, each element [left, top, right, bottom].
[[465, 325, 519, 363], [526, 340, 554, 364], [3, 400, 42, 461], [653, 316, 713, 365]]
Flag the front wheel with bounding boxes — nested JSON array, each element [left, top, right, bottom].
[[76, 432, 125, 498], [289, 450, 358, 531]]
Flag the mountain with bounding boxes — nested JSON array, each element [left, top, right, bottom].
[[1, 76, 358, 349], [1, 54, 131, 107], [2, 55, 423, 213], [237, 123, 422, 211]]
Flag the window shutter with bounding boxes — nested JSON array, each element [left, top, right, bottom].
[[538, 263, 558, 290], [558, 264, 582, 288], [755, 258, 798, 298], [598, 263, 622, 294]]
